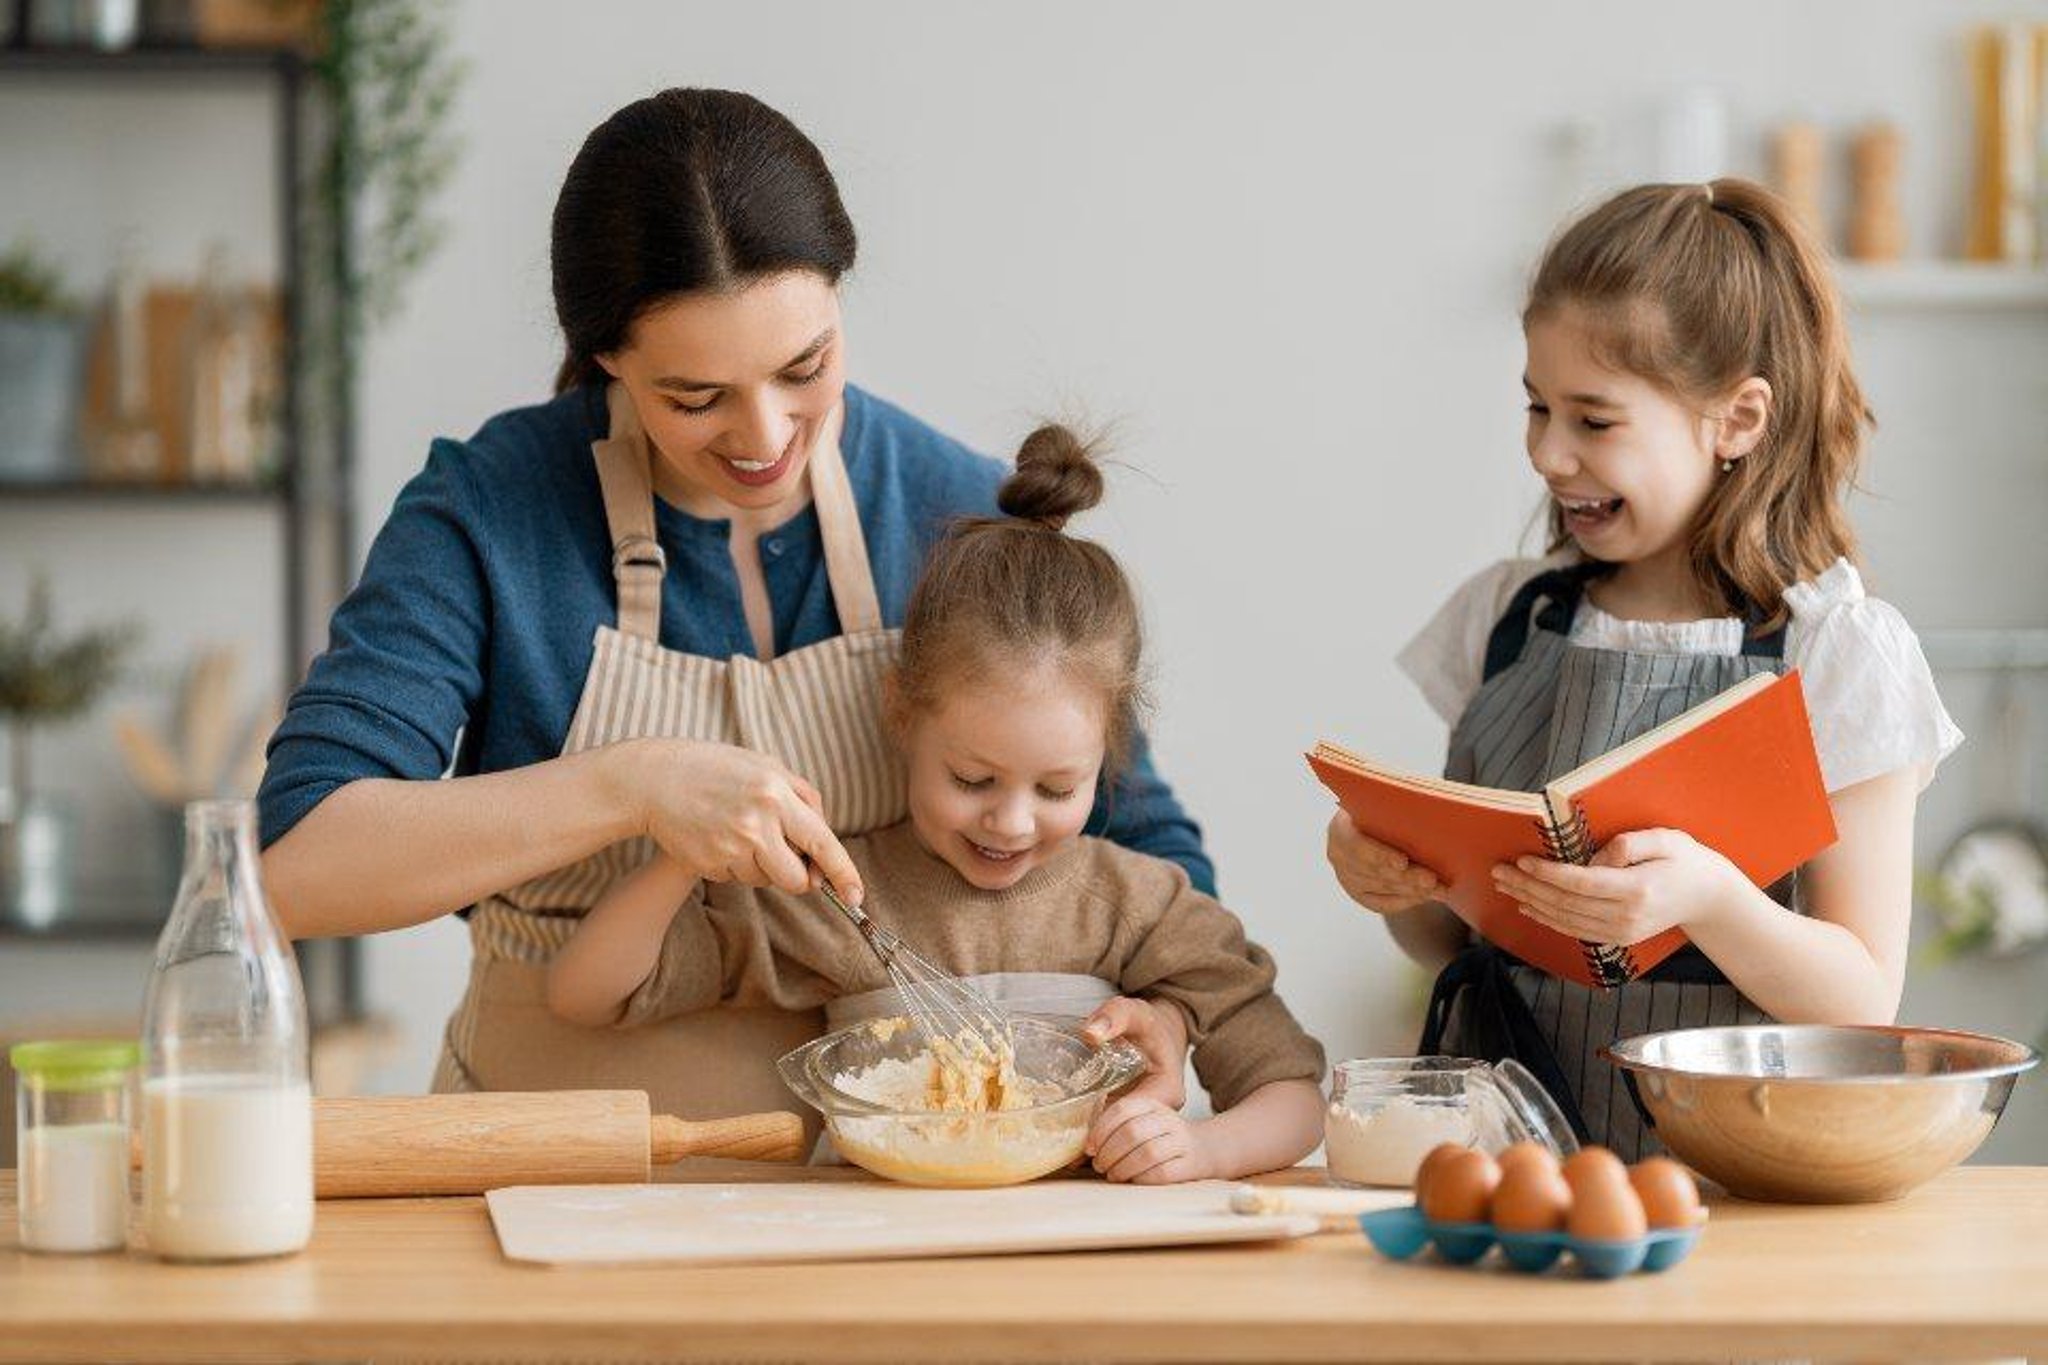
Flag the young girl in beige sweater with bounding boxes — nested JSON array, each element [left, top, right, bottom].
[[547, 424, 1325, 1183]]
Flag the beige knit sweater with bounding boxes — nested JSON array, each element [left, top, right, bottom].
[[618, 822, 1325, 1111]]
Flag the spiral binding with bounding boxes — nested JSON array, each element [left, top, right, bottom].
[[1535, 805, 1640, 989], [1536, 805, 1594, 864]]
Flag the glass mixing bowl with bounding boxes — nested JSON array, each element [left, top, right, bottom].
[[776, 1015, 1147, 1188]]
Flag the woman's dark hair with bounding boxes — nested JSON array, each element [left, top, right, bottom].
[[551, 88, 857, 393]]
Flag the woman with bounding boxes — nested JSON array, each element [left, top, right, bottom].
[[258, 89, 1211, 1130]]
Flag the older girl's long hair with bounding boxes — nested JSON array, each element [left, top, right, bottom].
[[1525, 178, 1871, 628]]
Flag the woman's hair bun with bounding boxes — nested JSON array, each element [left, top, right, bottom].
[[996, 423, 1104, 531]]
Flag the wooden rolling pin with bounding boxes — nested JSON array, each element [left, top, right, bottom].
[[130, 1091, 807, 1198]]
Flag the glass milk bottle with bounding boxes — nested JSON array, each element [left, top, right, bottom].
[[141, 799, 313, 1260]]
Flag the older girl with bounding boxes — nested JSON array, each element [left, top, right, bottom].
[[1327, 180, 1960, 1158]]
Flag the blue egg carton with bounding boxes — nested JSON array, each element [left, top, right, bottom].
[[1358, 1205, 1703, 1280]]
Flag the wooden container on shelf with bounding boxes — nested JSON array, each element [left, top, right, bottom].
[[1965, 23, 2046, 263], [79, 284, 282, 486], [1848, 123, 1906, 263], [195, 0, 321, 50], [1769, 122, 1827, 248]]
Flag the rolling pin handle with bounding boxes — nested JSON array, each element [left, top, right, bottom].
[[650, 1111, 807, 1164]]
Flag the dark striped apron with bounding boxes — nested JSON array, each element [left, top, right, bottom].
[[1419, 563, 1795, 1160]]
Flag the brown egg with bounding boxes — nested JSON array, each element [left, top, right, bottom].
[[1565, 1173, 1646, 1242], [1559, 1146, 1629, 1189], [1418, 1148, 1501, 1225], [1491, 1162, 1572, 1233], [1495, 1141, 1561, 1181], [1412, 1141, 1473, 1201], [1629, 1158, 1706, 1229]]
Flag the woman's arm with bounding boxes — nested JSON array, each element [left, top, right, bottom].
[[1087, 729, 1216, 895], [264, 737, 863, 940], [545, 856, 701, 1027], [1497, 768, 1918, 1023]]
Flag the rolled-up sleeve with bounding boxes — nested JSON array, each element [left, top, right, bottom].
[[257, 440, 490, 848]]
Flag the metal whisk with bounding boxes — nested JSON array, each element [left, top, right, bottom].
[[816, 881, 1015, 1059]]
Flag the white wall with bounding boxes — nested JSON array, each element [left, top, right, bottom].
[[9, 0, 2047, 1159]]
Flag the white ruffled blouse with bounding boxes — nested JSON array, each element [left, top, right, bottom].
[[1396, 554, 1964, 793]]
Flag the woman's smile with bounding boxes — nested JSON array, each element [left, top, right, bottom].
[[714, 429, 806, 487]]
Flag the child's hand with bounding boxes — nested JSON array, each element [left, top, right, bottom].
[[1493, 829, 1746, 944], [1085, 1095, 1215, 1184], [1081, 996, 1188, 1111], [1327, 811, 1444, 915]]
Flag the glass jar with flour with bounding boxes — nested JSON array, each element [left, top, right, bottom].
[[140, 800, 313, 1261], [1325, 1056, 1577, 1188]]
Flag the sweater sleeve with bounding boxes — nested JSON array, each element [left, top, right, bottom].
[[256, 439, 491, 848], [614, 882, 863, 1027], [1108, 857, 1326, 1111]]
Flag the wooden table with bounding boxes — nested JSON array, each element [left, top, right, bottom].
[[2, 1166, 2044, 1363]]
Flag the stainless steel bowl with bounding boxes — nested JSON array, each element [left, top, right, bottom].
[[1603, 1024, 2039, 1203]]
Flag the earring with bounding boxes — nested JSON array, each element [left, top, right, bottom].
[[1720, 458, 1735, 473]]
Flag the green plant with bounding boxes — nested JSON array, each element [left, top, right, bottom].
[[1913, 868, 1998, 967], [0, 577, 135, 808], [0, 241, 74, 315], [303, 0, 464, 426]]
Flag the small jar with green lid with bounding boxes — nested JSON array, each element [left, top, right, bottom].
[[10, 1039, 140, 1253]]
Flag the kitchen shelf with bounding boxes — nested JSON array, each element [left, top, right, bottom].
[[0, 912, 165, 943], [0, 41, 363, 1017], [1836, 263, 2048, 310], [0, 44, 299, 76], [0, 475, 286, 503]]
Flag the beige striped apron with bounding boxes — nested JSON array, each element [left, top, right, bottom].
[[431, 383, 907, 1151]]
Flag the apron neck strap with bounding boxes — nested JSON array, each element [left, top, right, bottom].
[[1481, 560, 1789, 682], [806, 406, 884, 637], [589, 385, 885, 642], [1482, 562, 1612, 682], [593, 383, 664, 641]]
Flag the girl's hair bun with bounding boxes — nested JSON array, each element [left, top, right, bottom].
[[997, 423, 1104, 531]]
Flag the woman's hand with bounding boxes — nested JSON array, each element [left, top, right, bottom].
[[1493, 828, 1746, 944], [608, 737, 864, 905], [1081, 996, 1189, 1111], [1085, 1095, 1215, 1184], [1326, 811, 1443, 915]]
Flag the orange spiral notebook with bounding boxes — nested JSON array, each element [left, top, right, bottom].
[[1308, 670, 1838, 988]]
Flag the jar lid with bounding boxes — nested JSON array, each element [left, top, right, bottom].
[[8, 1039, 141, 1091], [1485, 1058, 1581, 1157]]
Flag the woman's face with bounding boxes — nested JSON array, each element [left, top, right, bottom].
[[600, 270, 845, 518], [900, 660, 1107, 893]]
